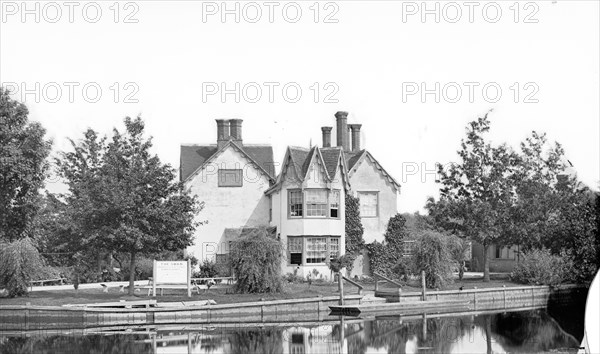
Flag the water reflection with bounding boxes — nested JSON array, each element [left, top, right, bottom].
[[0, 307, 583, 354]]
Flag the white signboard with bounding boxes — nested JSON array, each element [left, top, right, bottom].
[[152, 260, 192, 297], [155, 261, 188, 284]]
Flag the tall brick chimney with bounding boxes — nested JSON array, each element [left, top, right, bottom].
[[321, 127, 332, 148], [335, 111, 349, 151], [216, 119, 230, 150], [229, 119, 243, 146], [349, 124, 362, 151]]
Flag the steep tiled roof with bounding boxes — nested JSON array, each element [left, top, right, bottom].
[[241, 145, 276, 179], [180, 143, 275, 182], [345, 150, 366, 172], [320, 147, 343, 178], [288, 146, 311, 178], [180, 145, 218, 182]]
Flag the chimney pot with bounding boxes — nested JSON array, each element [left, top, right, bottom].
[[229, 119, 243, 146], [335, 111, 350, 151], [321, 127, 332, 148], [216, 119, 231, 150], [349, 124, 362, 151]]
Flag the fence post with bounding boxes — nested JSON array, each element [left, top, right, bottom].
[[152, 260, 156, 297], [421, 270, 427, 301], [338, 271, 344, 306]]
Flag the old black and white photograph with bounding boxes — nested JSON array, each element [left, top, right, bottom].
[[1, 1, 599, 353]]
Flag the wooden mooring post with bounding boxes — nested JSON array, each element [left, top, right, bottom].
[[421, 270, 427, 301], [338, 271, 344, 306]]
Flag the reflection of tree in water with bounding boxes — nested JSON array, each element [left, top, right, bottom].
[[200, 333, 228, 352], [490, 310, 580, 353], [228, 328, 283, 354], [547, 286, 588, 342], [339, 308, 581, 353], [343, 316, 472, 354], [0, 334, 151, 354]]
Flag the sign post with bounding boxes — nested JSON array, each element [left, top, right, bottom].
[[152, 260, 192, 297]]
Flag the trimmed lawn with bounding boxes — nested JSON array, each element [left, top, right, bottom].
[[0, 276, 524, 307]]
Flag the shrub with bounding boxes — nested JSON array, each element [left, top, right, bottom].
[[198, 260, 218, 278], [0, 238, 45, 297], [328, 254, 356, 273], [510, 248, 572, 286], [413, 231, 456, 289], [393, 256, 414, 282], [283, 268, 304, 283], [366, 214, 411, 279], [229, 227, 283, 293], [366, 241, 393, 278]]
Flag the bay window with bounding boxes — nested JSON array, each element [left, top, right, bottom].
[[306, 237, 328, 263], [329, 237, 340, 261], [288, 189, 341, 218], [288, 237, 303, 265], [329, 190, 340, 218], [287, 236, 341, 265], [306, 190, 327, 217], [289, 190, 303, 217]]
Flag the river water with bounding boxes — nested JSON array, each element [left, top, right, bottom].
[[0, 291, 587, 353]]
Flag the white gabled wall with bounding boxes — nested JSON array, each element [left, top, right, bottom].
[[349, 155, 398, 244], [184, 146, 271, 262]]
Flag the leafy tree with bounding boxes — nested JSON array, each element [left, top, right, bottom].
[[0, 237, 45, 297], [229, 226, 283, 293], [413, 230, 456, 289], [57, 117, 202, 294], [430, 111, 519, 281], [0, 87, 52, 241], [345, 193, 365, 255], [510, 132, 598, 281]]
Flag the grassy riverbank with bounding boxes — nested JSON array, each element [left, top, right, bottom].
[[0, 277, 522, 306]]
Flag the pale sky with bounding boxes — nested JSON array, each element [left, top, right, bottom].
[[1, 0, 599, 213]]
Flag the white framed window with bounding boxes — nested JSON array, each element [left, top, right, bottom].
[[358, 191, 378, 217], [288, 237, 303, 265], [306, 237, 328, 264], [218, 169, 243, 187], [329, 237, 340, 261], [329, 190, 340, 218], [289, 190, 303, 217], [305, 190, 327, 217]]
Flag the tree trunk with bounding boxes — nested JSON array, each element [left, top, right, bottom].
[[483, 244, 490, 282], [128, 252, 136, 295]]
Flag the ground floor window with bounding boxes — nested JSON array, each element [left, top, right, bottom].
[[306, 237, 327, 263], [288, 237, 303, 265], [494, 245, 517, 260], [287, 235, 341, 265]]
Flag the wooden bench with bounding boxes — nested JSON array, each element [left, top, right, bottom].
[[29, 278, 67, 290], [191, 277, 235, 285]]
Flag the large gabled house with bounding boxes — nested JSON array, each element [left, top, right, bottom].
[[180, 112, 401, 279], [180, 119, 276, 263]]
